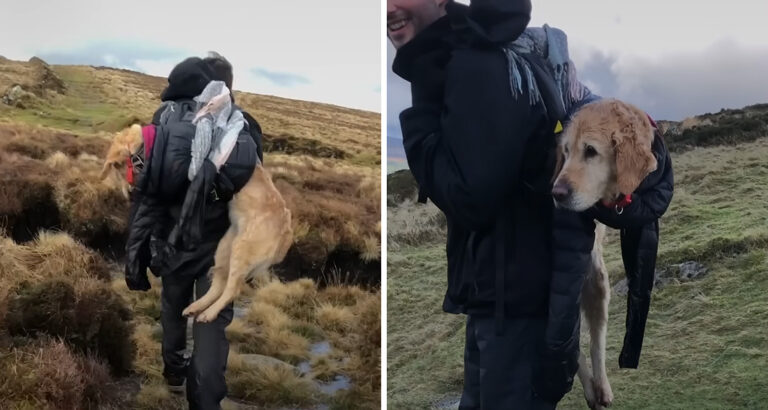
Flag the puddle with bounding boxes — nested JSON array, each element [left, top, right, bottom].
[[298, 361, 312, 374], [296, 340, 351, 396], [310, 341, 331, 356], [317, 375, 351, 395], [433, 395, 461, 410]]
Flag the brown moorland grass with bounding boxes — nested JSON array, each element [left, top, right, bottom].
[[0, 338, 117, 410], [0, 232, 134, 376], [0, 122, 108, 160], [0, 151, 54, 217], [269, 154, 380, 266], [228, 362, 321, 407], [0, 123, 379, 270]]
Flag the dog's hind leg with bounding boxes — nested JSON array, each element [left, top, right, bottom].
[[182, 228, 234, 318], [577, 349, 599, 409], [582, 224, 613, 408], [194, 224, 275, 323], [195, 254, 267, 323]]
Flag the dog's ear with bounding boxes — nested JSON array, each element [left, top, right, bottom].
[[99, 161, 113, 180], [610, 100, 658, 194]]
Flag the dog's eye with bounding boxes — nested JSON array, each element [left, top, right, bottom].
[[563, 145, 569, 157], [584, 145, 598, 159], [113, 163, 121, 168]]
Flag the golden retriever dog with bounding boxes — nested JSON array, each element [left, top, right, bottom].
[[552, 99, 658, 409], [101, 124, 293, 323]]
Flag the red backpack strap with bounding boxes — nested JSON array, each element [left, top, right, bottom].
[[142, 124, 157, 160]]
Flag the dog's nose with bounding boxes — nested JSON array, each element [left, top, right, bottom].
[[552, 180, 572, 202]]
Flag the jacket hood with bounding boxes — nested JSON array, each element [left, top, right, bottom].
[[160, 57, 217, 102], [461, 0, 531, 45]]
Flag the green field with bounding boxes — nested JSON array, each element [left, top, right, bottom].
[[387, 136, 768, 409]]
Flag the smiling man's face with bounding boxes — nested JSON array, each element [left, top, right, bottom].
[[387, 0, 447, 49]]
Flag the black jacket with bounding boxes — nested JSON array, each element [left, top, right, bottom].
[[124, 57, 263, 290], [588, 130, 674, 368], [394, 1, 595, 403]]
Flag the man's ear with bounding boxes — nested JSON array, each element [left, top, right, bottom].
[[610, 101, 657, 194]]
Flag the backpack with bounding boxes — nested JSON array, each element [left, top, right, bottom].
[[150, 98, 260, 203]]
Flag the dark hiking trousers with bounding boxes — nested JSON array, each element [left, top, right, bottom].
[[459, 315, 556, 410], [161, 273, 234, 410]]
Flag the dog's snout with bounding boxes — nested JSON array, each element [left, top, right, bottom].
[[552, 180, 572, 202]]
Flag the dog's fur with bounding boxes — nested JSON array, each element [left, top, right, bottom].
[[553, 99, 657, 409], [102, 124, 293, 323]]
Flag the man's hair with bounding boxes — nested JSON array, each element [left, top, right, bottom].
[[203, 51, 234, 90]]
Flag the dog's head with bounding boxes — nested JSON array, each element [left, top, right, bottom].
[[100, 124, 143, 197], [552, 99, 657, 211]]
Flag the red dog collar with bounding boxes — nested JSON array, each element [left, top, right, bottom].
[[603, 194, 632, 214]]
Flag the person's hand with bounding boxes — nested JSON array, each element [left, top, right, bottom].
[[125, 272, 151, 291], [531, 347, 579, 404]]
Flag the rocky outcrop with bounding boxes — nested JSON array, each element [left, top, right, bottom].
[[2, 84, 37, 108], [613, 261, 708, 296], [1, 57, 66, 109]]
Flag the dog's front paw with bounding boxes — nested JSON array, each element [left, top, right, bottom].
[[196, 306, 222, 323], [593, 379, 613, 408], [182, 303, 202, 318]]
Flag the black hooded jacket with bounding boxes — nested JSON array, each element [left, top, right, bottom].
[[394, 1, 596, 403], [124, 57, 263, 290]]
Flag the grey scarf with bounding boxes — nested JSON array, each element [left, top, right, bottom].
[[502, 24, 598, 114]]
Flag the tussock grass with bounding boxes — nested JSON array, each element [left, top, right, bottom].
[[253, 278, 318, 321], [0, 232, 110, 301], [0, 122, 108, 160], [111, 277, 162, 321], [51, 157, 128, 241], [135, 384, 183, 410], [316, 303, 355, 332], [228, 362, 321, 407], [5, 278, 135, 376], [0, 338, 117, 410], [387, 198, 446, 251], [269, 154, 380, 268], [0, 151, 54, 217], [240, 325, 312, 365], [317, 284, 369, 307]]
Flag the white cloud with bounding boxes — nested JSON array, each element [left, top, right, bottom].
[[0, 0, 380, 112]]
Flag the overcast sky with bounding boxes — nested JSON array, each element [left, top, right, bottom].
[[388, 0, 768, 168], [0, 0, 381, 112]]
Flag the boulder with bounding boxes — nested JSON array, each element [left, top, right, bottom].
[[613, 261, 708, 296], [2, 84, 36, 108]]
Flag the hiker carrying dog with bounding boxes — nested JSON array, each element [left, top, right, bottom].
[[389, 0, 673, 408], [123, 53, 263, 410]]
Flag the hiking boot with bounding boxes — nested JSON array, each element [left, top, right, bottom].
[[166, 374, 186, 394]]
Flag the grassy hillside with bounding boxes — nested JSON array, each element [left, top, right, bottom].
[[387, 109, 768, 409], [0, 56, 380, 409]]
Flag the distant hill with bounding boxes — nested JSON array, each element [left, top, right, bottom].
[[659, 103, 768, 152]]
